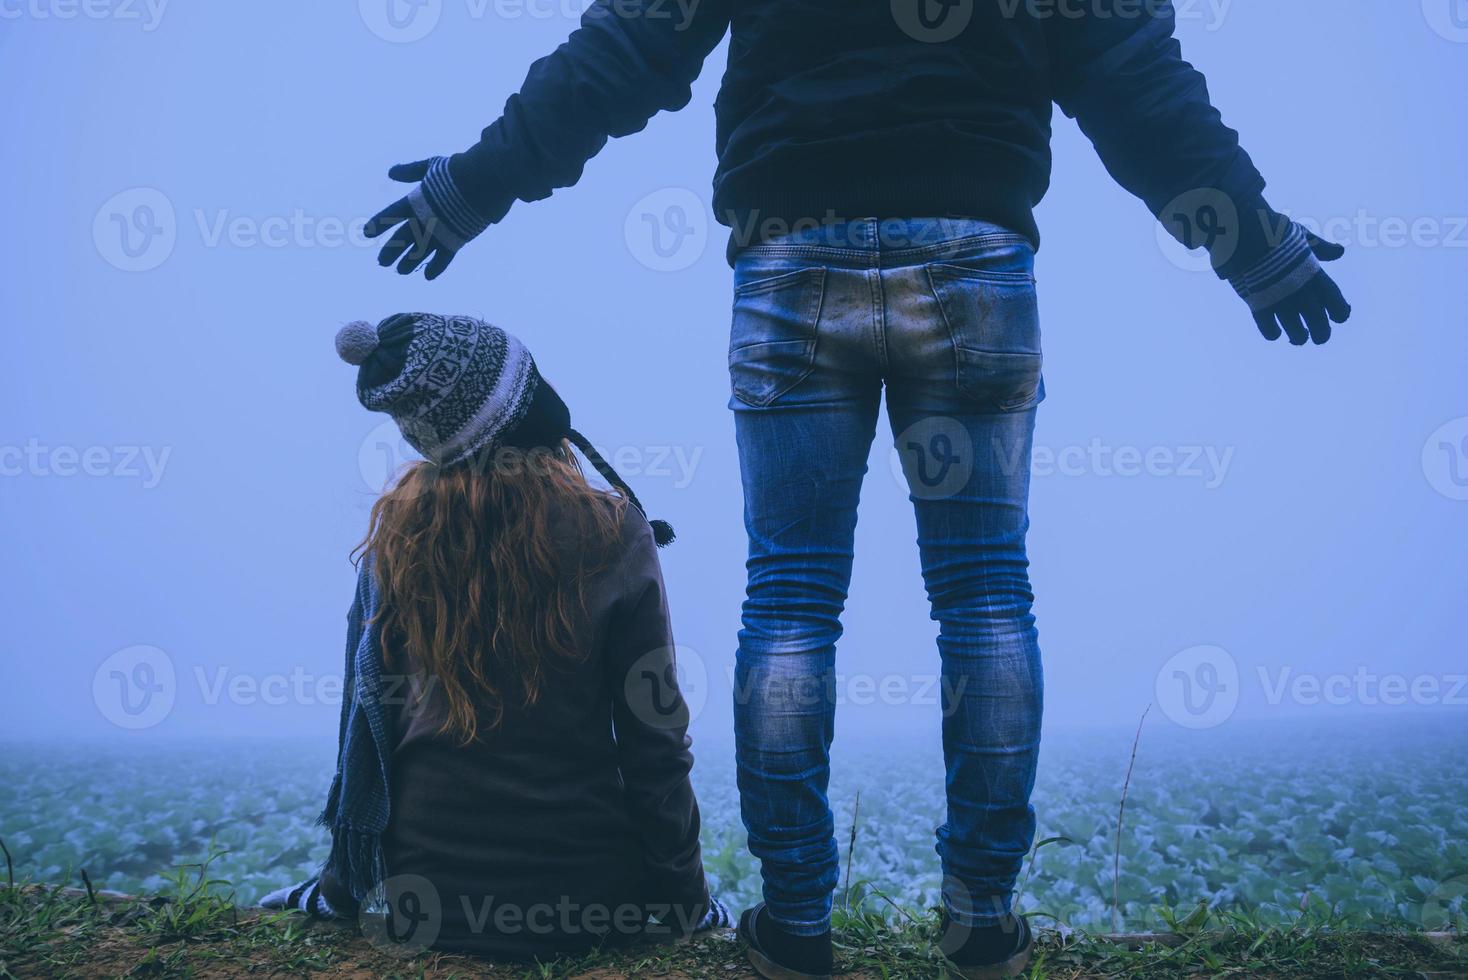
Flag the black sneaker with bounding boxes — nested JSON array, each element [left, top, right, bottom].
[[938, 912, 1034, 979], [738, 902, 834, 980]]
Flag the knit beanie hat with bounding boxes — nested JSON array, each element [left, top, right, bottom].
[[336, 314, 674, 546]]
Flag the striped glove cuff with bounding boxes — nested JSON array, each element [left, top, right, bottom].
[[259, 877, 350, 920], [1227, 222, 1322, 313], [405, 156, 493, 252], [698, 897, 734, 931]]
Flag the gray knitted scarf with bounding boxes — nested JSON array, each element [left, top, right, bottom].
[[317, 556, 393, 902]]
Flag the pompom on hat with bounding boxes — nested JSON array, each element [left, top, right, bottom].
[[334, 321, 380, 366], [335, 315, 673, 546]]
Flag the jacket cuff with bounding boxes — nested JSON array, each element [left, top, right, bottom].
[[1227, 222, 1320, 312], [1166, 145, 1268, 280], [406, 156, 495, 251], [645, 872, 711, 934]]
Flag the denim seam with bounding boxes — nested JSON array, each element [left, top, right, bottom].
[[749, 232, 1028, 257], [804, 270, 828, 401], [738, 232, 1031, 266], [728, 268, 827, 408], [868, 267, 888, 373], [733, 265, 826, 299], [924, 265, 967, 400], [885, 233, 1033, 265], [927, 264, 1037, 286]]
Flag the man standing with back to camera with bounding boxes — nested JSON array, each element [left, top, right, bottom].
[[365, 0, 1352, 976]]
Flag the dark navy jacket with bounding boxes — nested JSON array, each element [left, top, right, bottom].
[[448, 0, 1276, 275]]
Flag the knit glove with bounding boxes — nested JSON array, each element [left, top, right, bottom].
[[1229, 223, 1352, 346], [696, 897, 734, 932], [364, 157, 497, 280]]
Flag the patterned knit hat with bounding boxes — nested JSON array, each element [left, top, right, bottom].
[[336, 313, 674, 546]]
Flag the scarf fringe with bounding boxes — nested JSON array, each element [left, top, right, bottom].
[[321, 818, 386, 905]]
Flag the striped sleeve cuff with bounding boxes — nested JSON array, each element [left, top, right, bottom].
[[1227, 223, 1321, 312], [699, 898, 733, 931], [405, 156, 493, 251]]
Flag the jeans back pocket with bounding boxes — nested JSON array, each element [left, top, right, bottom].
[[925, 263, 1043, 413], [729, 266, 827, 408]]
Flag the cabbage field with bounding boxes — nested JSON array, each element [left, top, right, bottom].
[[2, 716, 1464, 933]]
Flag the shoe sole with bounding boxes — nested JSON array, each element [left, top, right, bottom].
[[943, 937, 1034, 980], [739, 904, 832, 980], [745, 943, 833, 980]]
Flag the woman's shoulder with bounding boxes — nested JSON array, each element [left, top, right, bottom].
[[605, 497, 658, 572], [547, 491, 651, 563]]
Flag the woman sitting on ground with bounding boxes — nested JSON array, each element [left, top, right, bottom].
[[262, 313, 729, 959]]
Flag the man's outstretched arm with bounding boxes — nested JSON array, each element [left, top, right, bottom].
[[366, 0, 732, 279], [1048, 1, 1351, 345]]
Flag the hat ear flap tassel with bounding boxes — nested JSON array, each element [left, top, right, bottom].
[[568, 429, 677, 548], [649, 520, 676, 548]]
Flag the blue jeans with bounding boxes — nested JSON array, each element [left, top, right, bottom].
[[729, 218, 1045, 934]]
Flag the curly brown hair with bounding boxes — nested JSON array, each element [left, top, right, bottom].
[[354, 442, 627, 744]]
